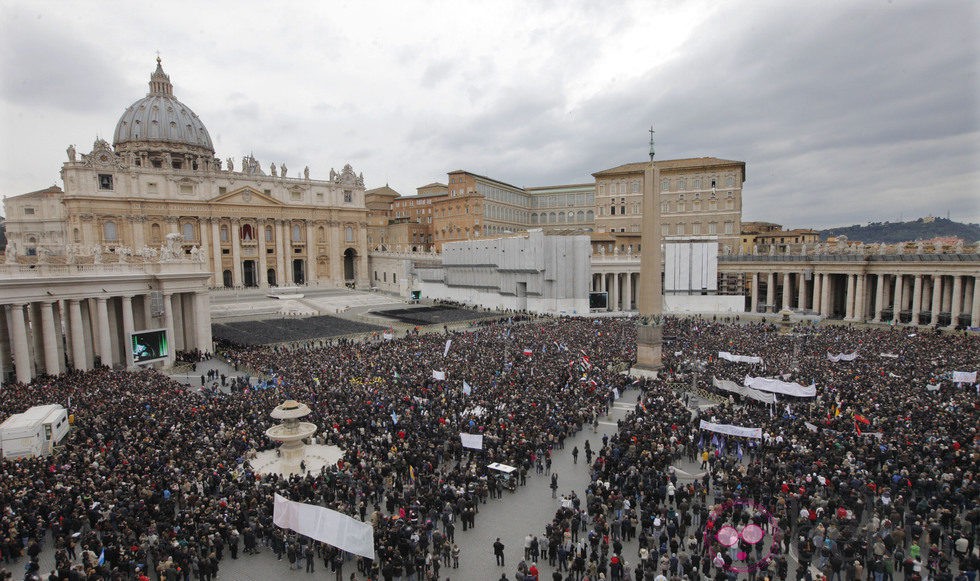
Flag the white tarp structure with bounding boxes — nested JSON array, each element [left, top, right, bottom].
[[952, 371, 977, 384], [273, 494, 375, 559], [460, 433, 484, 450], [698, 419, 762, 439], [712, 377, 776, 404], [827, 351, 859, 363], [665, 237, 718, 293], [487, 462, 517, 473], [718, 351, 763, 365], [744, 376, 816, 398]]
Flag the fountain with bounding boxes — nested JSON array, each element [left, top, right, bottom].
[[251, 399, 344, 477]]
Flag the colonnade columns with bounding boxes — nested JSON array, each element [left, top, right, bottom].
[[329, 222, 341, 284], [972, 276, 980, 327], [39, 301, 61, 375], [121, 296, 135, 369], [279, 221, 292, 286], [69, 299, 88, 371], [812, 273, 822, 316], [930, 276, 942, 326], [781, 272, 791, 310], [0, 307, 9, 385], [797, 273, 807, 311], [821, 274, 832, 316], [892, 275, 904, 323], [854, 273, 866, 322], [9, 305, 32, 384], [231, 219, 243, 287], [845, 275, 856, 320], [765, 272, 775, 313], [911, 275, 923, 325], [873, 274, 885, 322], [257, 219, 268, 288], [949, 276, 963, 328]]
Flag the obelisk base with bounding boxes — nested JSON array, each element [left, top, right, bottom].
[[631, 323, 663, 379]]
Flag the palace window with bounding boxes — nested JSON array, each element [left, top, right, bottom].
[[24, 207, 35, 215], [291, 224, 302, 242], [661, 178, 669, 191], [98, 174, 113, 190], [265, 225, 273, 242], [220, 225, 229, 242]]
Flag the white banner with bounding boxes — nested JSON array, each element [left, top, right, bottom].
[[827, 351, 859, 363], [462, 380, 472, 395], [718, 351, 763, 365], [699, 419, 762, 439], [382, 332, 394, 341], [273, 494, 375, 560], [460, 433, 484, 450], [925, 384, 941, 391], [952, 371, 977, 384], [432, 370, 446, 381], [444, 339, 452, 357], [744, 376, 816, 398], [804, 421, 819, 433], [879, 353, 899, 359], [712, 377, 776, 404]]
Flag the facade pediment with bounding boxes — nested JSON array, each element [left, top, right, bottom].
[[208, 187, 284, 207]]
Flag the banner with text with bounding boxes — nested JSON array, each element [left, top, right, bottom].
[[273, 494, 375, 560], [744, 376, 816, 397], [699, 419, 763, 439]]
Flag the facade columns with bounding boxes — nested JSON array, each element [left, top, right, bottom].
[[782, 272, 791, 310], [765, 272, 775, 313], [211, 219, 223, 287], [39, 301, 61, 376], [162, 293, 175, 367], [9, 304, 32, 384], [194, 292, 212, 354], [306, 221, 318, 286], [845, 274, 855, 320], [612, 272, 621, 311], [949, 275, 963, 327], [257, 219, 268, 288], [750, 272, 759, 313], [280, 221, 293, 286], [910, 275, 923, 325], [329, 222, 341, 284], [121, 295, 135, 369], [624, 271, 633, 310], [231, 219, 243, 287], [0, 307, 9, 385], [68, 299, 88, 371], [96, 297, 112, 367]]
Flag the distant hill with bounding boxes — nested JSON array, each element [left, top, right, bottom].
[[819, 217, 980, 244]]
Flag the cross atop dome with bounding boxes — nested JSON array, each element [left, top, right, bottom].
[[148, 55, 173, 97]]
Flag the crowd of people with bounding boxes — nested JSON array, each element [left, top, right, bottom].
[[0, 313, 976, 581], [536, 318, 978, 581]]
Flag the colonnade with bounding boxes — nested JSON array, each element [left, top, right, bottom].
[[0, 291, 211, 385], [744, 269, 980, 327], [591, 271, 639, 311]]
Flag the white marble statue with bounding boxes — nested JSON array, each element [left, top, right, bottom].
[[304, 166, 310, 180], [270, 163, 277, 177]]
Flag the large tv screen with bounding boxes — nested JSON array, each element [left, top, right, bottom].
[[589, 292, 608, 310], [130, 329, 169, 364]]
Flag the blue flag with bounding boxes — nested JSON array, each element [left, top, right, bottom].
[[391, 412, 399, 425], [97, 548, 105, 566]]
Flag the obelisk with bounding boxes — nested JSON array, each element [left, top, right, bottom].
[[632, 130, 663, 377]]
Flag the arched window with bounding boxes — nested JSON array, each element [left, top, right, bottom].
[[586, 210, 594, 221], [182, 222, 195, 241], [576, 211, 585, 222], [219, 225, 228, 242], [103, 221, 118, 242], [345, 226, 353, 243], [265, 225, 273, 242], [291, 224, 302, 242], [317, 226, 325, 242], [73, 228, 80, 243], [241, 224, 254, 241], [151, 223, 162, 243]]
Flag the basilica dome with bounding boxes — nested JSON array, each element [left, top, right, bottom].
[[113, 58, 214, 157]]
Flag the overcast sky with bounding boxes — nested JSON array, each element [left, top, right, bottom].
[[1, 0, 977, 228]]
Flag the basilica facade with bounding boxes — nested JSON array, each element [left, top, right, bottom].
[[3, 59, 370, 289]]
